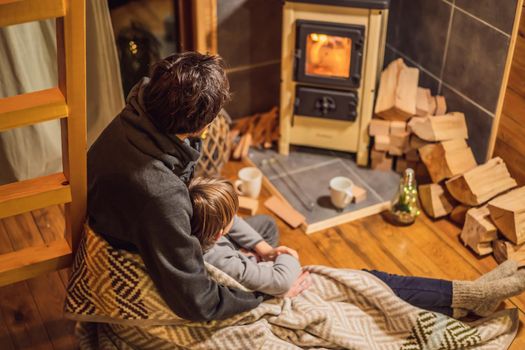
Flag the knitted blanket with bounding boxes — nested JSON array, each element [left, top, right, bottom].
[[65, 226, 518, 349]]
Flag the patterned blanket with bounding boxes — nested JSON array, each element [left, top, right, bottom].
[[64, 226, 518, 349]]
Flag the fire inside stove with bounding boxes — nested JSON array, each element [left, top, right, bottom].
[[305, 33, 352, 78]]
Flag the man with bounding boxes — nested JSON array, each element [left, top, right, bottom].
[[87, 52, 269, 322]]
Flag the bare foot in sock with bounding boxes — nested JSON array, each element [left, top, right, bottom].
[[453, 268, 525, 317], [453, 260, 519, 318]]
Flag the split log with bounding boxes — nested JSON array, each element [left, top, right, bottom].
[[416, 87, 431, 116], [389, 132, 409, 156], [418, 139, 477, 183], [390, 121, 406, 135], [352, 185, 367, 203], [449, 204, 470, 226], [395, 158, 407, 174], [238, 196, 259, 216], [418, 183, 456, 218], [405, 149, 420, 162], [434, 95, 447, 115], [373, 135, 390, 152], [446, 157, 517, 206], [408, 112, 468, 141], [369, 119, 390, 136], [371, 150, 393, 171], [492, 239, 525, 266], [461, 206, 498, 256], [264, 196, 305, 228], [488, 186, 525, 244], [375, 58, 419, 121], [409, 134, 431, 149], [428, 95, 437, 115]]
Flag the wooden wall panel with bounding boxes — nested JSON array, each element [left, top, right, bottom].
[[494, 3, 525, 185]]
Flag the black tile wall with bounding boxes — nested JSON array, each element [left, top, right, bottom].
[[442, 10, 510, 112], [386, 0, 517, 159], [386, 0, 451, 76], [217, 0, 282, 118], [455, 0, 518, 34], [224, 63, 281, 119]]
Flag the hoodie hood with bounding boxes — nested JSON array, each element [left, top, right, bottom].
[[119, 77, 201, 183]]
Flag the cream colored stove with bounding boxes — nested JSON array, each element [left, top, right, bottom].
[[279, 0, 389, 166]]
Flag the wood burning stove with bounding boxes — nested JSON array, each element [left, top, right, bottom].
[[279, 0, 389, 166]]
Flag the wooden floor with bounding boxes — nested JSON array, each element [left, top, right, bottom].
[[0, 159, 524, 349]]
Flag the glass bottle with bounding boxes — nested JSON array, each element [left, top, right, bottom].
[[389, 168, 420, 225]]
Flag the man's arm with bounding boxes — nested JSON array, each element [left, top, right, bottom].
[[136, 185, 262, 322], [204, 242, 302, 296]]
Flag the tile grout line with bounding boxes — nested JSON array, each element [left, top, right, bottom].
[[438, 1, 455, 94], [386, 44, 441, 82], [264, 158, 341, 181], [440, 81, 495, 117], [225, 59, 281, 74]]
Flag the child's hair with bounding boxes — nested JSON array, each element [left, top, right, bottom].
[[188, 177, 239, 251]]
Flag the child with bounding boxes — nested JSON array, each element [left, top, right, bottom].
[[189, 177, 303, 296], [189, 177, 525, 318]]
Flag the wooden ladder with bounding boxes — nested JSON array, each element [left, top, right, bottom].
[[0, 0, 86, 286]]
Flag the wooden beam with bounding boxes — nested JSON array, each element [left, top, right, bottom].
[[0, 0, 65, 27], [0, 239, 72, 287], [446, 157, 517, 206], [191, 0, 217, 54], [0, 88, 68, 131], [0, 173, 71, 219]]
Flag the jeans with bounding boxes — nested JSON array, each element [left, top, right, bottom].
[[366, 270, 453, 316]]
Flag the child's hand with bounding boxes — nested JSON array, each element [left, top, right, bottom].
[[281, 271, 311, 298], [273, 246, 299, 260]]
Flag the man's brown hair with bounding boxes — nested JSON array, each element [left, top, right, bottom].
[[143, 52, 230, 135], [188, 177, 239, 251]]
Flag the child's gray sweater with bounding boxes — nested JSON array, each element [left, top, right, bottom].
[[203, 216, 302, 296]]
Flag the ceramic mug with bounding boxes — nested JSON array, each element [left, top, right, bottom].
[[329, 176, 354, 209], [235, 167, 263, 199]]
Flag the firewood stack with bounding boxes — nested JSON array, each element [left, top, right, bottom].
[[372, 58, 525, 260], [229, 107, 279, 160], [370, 58, 475, 184]]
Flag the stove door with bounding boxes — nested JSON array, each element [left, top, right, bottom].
[[294, 85, 358, 121], [295, 20, 364, 89]]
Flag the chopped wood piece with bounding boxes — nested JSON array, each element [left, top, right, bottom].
[[374, 58, 419, 121], [415, 162, 432, 184], [446, 157, 517, 206], [390, 121, 407, 135], [409, 134, 431, 149], [264, 196, 305, 228], [416, 87, 431, 116], [369, 119, 390, 136], [408, 112, 468, 141], [488, 186, 525, 244], [492, 239, 525, 266], [419, 184, 456, 218], [434, 95, 447, 115], [428, 96, 437, 116], [461, 206, 498, 256], [450, 204, 470, 226], [370, 150, 393, 171], [238, 196, 259, 216], [395, 158, 408, 174], [418, 139, 477, 183], [389, 132, 409, 156], [352, 185, 367, 203], [373, 134, 390, 152], [405, 149, 420, 162]]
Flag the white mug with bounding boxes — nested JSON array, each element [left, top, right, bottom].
[[235, 167, 263, 199], [329, 176, 354, 209]]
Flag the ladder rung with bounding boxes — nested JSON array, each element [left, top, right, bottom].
[[0, 238, 72, 286], [0, 88, 68, 131], [0, 0, 66, 27], [0, 173, 72, 219]]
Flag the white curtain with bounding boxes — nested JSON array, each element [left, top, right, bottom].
[[0, 0, 124, 185]]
